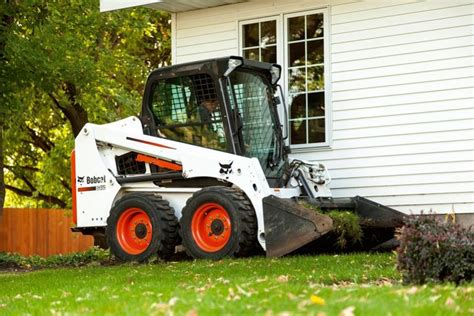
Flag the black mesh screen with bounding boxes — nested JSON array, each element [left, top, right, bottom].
[[228, 70, 276, 168], [115, 152, 146, 175], [149, 74, 226, 151]]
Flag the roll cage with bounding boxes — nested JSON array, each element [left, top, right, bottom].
[[140, 56, 286, 181]]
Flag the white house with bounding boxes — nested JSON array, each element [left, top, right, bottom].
[[101, 0, 474, 224]]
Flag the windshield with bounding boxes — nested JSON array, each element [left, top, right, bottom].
[[228, 69, 284, 179]]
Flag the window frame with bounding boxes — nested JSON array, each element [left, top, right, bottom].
[[237, 9, 332, 152]]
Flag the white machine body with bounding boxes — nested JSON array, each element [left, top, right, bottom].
[[73, 116, 333, 250]]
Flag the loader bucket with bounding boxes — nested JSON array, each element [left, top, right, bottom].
[[263, 196, 333, 257], [305, 196, 406, 251], [307, 196, 406, 228]]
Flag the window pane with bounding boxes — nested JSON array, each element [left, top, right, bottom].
[[307, 40, 324, 65], [243, 48, 259, 61], [307, 66, 324, 91], [308, 92, 325, 117], [307, 14, 324, 39], [308, 118, 325, 143], [261, 20, 276, 45], [290, 120, 306, 144], [288, 16, 304, 41], [290, 93, 306, 119], [289, 42, 305, 67], [243, 23, 259, 47], [289, 68, 306, 93], [261, 46, 276, 63]]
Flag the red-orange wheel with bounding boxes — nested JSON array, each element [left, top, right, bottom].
[[191, 203, 232, 252], [180, 186, 258, 259], [116, 207, 153, 255], [106, 193, 179, 262]]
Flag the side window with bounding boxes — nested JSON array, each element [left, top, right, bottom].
[[149, 74, 227, 151], [286, 12, 327, 146], [241, 19, 277, 63]]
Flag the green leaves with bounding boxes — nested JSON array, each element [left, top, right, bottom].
[[396, 214, 474, 284], [1, 0, 171, 208]]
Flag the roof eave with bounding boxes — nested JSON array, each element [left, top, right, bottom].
[[100, 0, 247, 13]]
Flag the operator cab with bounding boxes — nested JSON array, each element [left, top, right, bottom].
[[140, 57, 287, 185]]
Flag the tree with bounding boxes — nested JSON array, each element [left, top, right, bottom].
[[0, 126, 4, 216], [0, 0, 171, 209], [0, 0, 16, 215]]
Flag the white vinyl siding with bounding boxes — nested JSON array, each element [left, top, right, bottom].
[[174, 0, 474, 215]]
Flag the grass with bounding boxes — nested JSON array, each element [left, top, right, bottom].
[[0, 253, 472, 315]]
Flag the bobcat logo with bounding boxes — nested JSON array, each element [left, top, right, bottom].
[[77, 176, 85, 183], [219, 161, 233, 175]]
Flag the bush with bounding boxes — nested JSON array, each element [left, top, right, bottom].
[[396, 214, 473, 284], [0, 247, 113, 270]]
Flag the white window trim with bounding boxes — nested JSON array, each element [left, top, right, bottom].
[[284, 8, 332, 152]]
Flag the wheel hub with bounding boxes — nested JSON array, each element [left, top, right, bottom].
[[116, 207, 153, 255], [211, 219, 224, 235], [191, 202, 232, 252], [135, 223, 148, 239]]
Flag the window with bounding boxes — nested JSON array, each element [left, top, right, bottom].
[[239, 10, 329, 148], [286, 12, 327, 146], [241, 18, 277, 63], [149, 74, 227, 151]]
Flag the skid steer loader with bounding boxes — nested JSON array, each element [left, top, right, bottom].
[[71, 56, 404, 261]]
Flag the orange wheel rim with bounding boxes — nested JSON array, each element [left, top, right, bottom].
[[116, 208, 152, 255], [191, 203, 231, 252]]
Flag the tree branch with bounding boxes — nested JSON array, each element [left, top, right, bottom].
[[19, 174, 35, 191], [5, 166, 67, 208], [9, 148, 37, 161], [4, 164, 39, 172], [25, 125, 54, 153], [47, 92, 66, 111], [60, 178, 71, 191], [5, 184, 67, 208]]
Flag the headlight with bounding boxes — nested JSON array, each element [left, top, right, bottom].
[[270, 65, 281, 85], [224, 56, 243, 76]]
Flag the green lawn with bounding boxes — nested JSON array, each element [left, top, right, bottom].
[[0, 253, 472, 315]]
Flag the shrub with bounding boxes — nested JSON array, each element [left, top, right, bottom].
[[0, 247, 112, 270], [396, 214, 473, 285]]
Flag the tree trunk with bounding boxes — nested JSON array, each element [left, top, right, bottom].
[[0, 125, 5, 217], [48, 91, 88, 137], [66, 104, 89, 137]]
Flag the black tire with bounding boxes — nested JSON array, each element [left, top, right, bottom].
[[106, 193, 179, 262], [180, 186, 257, 259]]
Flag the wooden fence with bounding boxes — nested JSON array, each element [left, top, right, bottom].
[[0, 208, 93, 257]]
